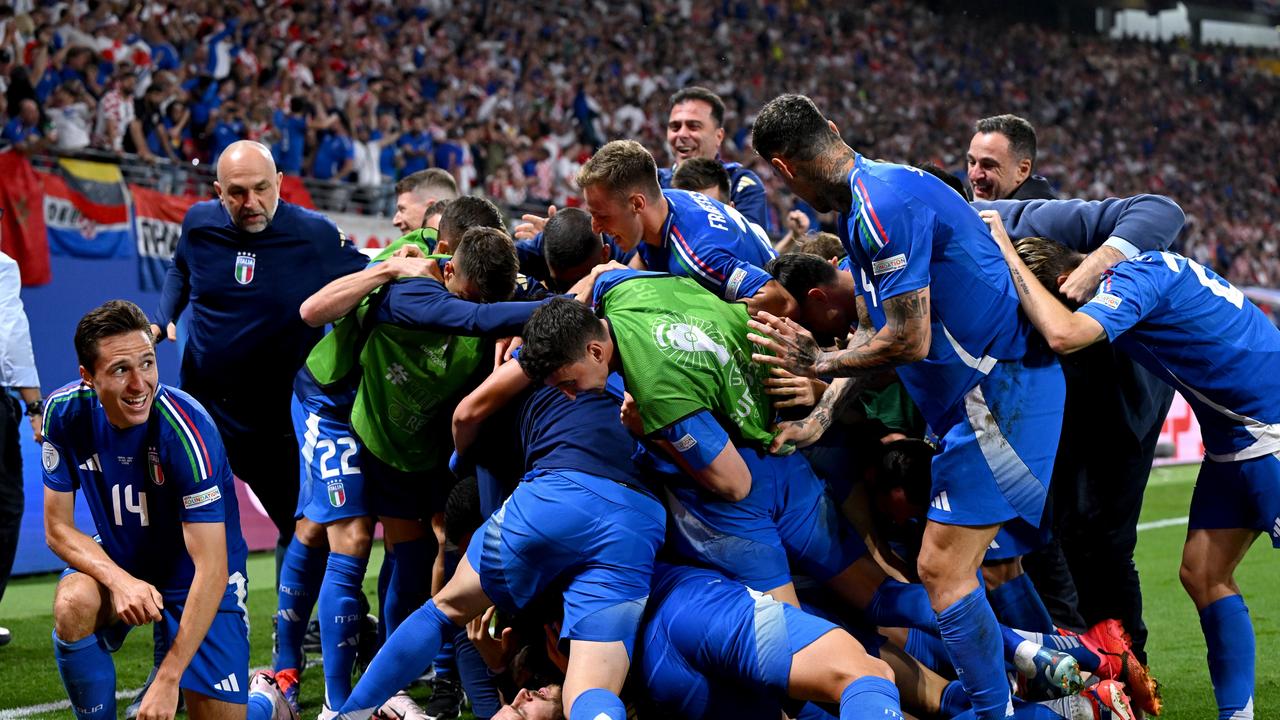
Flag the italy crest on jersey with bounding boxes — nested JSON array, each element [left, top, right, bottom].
[[234, 252, 256, 285], [327, 479, 346, 508], [147, 446, 165, 486]]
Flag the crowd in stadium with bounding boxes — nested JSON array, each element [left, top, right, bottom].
[[3, 2, 1280, 720], [0, 0, 1278, 284]]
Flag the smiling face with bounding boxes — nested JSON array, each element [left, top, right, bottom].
[[966, 131, 1030, 200], [492, 686, 564, 720], [667, 99, 725, 164], [80, 331, 159, 429], [583, 185, 644, 251]]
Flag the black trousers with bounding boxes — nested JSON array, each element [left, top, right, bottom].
[[1023, 343, 1174, 661], [184, 384, 301, 548], [0, 393, 24, 606]]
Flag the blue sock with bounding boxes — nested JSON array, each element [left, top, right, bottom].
[[434, 547, 461, 684], [941, 680, 972, 716], [453, 626, 502, 718], [866, 578, 938, 633], [376, 550, 393, 648], [570, 687, 626, 720], [434, 636, 457, 683], [53, 631, 116, 720], [275, 537, 327, 672], [384, 537, 434, 636], [904, 628, 953, 675], [1200, 594, 1255, 720], [838, 676, 904, 720], [937, 585, 1011, 720], [987, 573, 1055, 633], [340, 600, 453, 715], [1009, 629, 1100, 673], [319, 552, 369, 709], [246, 692, 276, 720]]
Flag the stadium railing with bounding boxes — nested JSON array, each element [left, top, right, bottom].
[[25, 147, 547, 222]]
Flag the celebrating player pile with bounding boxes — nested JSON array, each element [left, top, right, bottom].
[[40, 84, 1268, 720]]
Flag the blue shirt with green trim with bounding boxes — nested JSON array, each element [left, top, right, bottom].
[[838, 155, 1036, 431], [41, 381, 249, 605], [637, 189, 776, 303]]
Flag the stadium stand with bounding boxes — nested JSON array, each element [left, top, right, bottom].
[[0, 0, 1276, 284]]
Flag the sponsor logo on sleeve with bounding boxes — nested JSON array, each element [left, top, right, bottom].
[[1090, 293, 1123, 310], [871, 253, 908, 276], [735, 175, 757, 192], [182, 486, 223, 509], [673, 434, 698, 452], [42, 442, 60, 472]]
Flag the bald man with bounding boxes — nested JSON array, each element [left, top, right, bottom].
[[152, 140, 366, 572]]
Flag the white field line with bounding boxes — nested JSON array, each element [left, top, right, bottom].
[[1136, 516, 1190, 531], [0, 666, 270, 719]]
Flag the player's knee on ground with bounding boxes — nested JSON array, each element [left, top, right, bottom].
[[327, 516, 373, 557], [53, 574, 109, 642]]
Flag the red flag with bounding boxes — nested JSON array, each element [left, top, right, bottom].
[[0, 151, 51, 285]]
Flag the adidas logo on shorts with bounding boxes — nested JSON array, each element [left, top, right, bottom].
[[214, 673, 240, 693]]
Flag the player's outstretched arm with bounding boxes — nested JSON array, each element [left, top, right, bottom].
[[140, 521, 228, 720], [980, 210, 1106, 355], [452, 359, 531, 456], [43, 487, 164, 625], [299, 256, 438, 327]]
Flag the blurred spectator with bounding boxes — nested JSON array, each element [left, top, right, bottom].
[[1, 97, 47, 151], [126, 82, 176, 162], [92, 62, 135, 151], [46, 81, 93, 150], [398, 113, 432, 179]]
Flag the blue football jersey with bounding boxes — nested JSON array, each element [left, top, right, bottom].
[[637, 189, 777, 303], [1077, 251, 1280, 460], [839, 155, 1038, 430], [41, 382, 249, 604]]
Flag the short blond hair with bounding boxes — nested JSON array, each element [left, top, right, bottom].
[[1014, 236, 1084, 291], [576, 140, 661, 199]]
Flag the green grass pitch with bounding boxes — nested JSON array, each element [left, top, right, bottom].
[[0, 464, 1274, 718]]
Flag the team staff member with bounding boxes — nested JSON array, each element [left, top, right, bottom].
[[657, 86, 769, 230], [152, 140, 368, 567], [0, 250, 43, 648]]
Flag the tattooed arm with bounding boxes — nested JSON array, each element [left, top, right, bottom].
[[979, 210, 1106, 355], [757, 293, 912, 452], [747, 286, 931, 380]]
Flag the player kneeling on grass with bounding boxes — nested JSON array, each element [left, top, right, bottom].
[[984, 209, 1280, 720], [41, 301, 293, 720]]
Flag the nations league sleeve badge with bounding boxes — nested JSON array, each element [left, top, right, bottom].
[[42, 441, 60, 473]]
